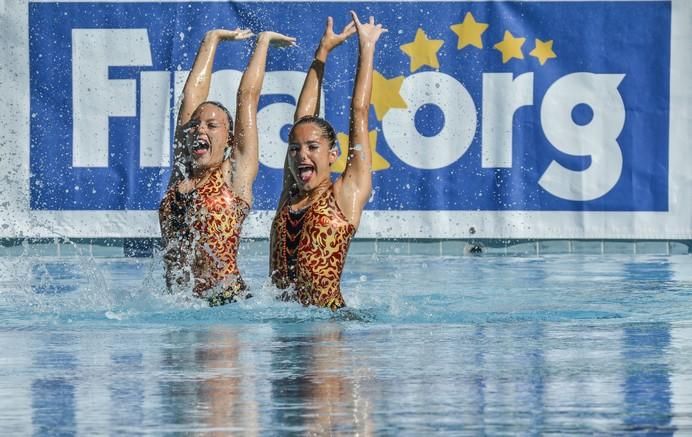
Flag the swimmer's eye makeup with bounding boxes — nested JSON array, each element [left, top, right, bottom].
[[183, 119, 224, 133], [287, 142, 322, 154]]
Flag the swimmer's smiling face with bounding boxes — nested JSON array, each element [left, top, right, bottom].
[[186, 103, 231, 171], [287, 122, 337, 192]]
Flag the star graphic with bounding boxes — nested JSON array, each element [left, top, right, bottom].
[[493, 30, 526, 63], [400, 28, 445, 72], [449, 12, 489, 49], [332, 130, 390, 174], [371, 71, 407, 121], [529, 38, 557, 65]]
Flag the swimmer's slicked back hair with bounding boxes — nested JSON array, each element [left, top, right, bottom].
[[200, 100, 234, 136], [290, 115, 337, 150]]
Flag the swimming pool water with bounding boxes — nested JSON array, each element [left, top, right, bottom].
[[1, 251, 691, 434]]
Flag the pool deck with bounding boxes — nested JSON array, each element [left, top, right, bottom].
[[1, 238, 690, 257]]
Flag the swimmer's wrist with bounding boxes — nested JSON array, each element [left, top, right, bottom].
[[359, 40, 376, 52], [311, 58, 326, 69], [314, 46, 329, 62]]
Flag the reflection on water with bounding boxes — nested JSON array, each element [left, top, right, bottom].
[[271, 324, 373, 435], [624, 324, 673, 434], [159, 328, 263, 434], [31, 334, 77, 435], [0, 321, 687, 434], [4, 321, 686, 434], [0, 254, 690, 433], [109, 350, 145, 432]]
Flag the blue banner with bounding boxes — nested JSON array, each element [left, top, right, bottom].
[[29, 1, 671, 213]]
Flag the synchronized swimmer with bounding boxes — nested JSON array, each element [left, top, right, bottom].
[[271, 13, 385, 310], [159, 28, 294, 306], [159, 12, 385, 310]]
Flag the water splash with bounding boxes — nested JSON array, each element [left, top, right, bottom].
[[2, 250, 691, 328]]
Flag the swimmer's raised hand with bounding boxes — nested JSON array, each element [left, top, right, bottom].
[[257, 31, 297, 48], [316, 16, 356, 58], [206, 28, 254, 42], [350, 11, 387, 46]]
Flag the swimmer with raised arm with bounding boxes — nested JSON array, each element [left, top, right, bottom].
[[160, 28, 295, 306], [270, 12, 386, 310]]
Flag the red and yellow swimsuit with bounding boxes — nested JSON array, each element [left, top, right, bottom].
[[270, 187, 355, 310], [159, 167, 249, 305]]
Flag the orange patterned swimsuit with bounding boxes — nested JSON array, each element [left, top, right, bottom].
[[270, 187, 356, 310], [159, 167, 249, 305]]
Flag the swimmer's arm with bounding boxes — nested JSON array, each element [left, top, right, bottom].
[[286, 17, 354, 209], [231, 31, 295, 203], [169, 28, 253, 187], [294, 17, 355, 120], [276, 17, 356, 209], [177, 28, 253, 128], [337, 12, 386, 224], [283, 18, 354, 205]]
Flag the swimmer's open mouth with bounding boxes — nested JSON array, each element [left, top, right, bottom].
[[191, 139, 210, 156], [298, 165, 314, 182]]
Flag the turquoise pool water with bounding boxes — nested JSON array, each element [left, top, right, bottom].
[[1, 250, 691, 434]]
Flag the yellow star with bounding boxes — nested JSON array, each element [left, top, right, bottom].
[[530, 38, 557, 65], [493, 30, 526, 63], [332, 130, 390, 174], [371, 71, 407, 121], [450, 12, 489, 49], [400, 28, 445, 73]]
